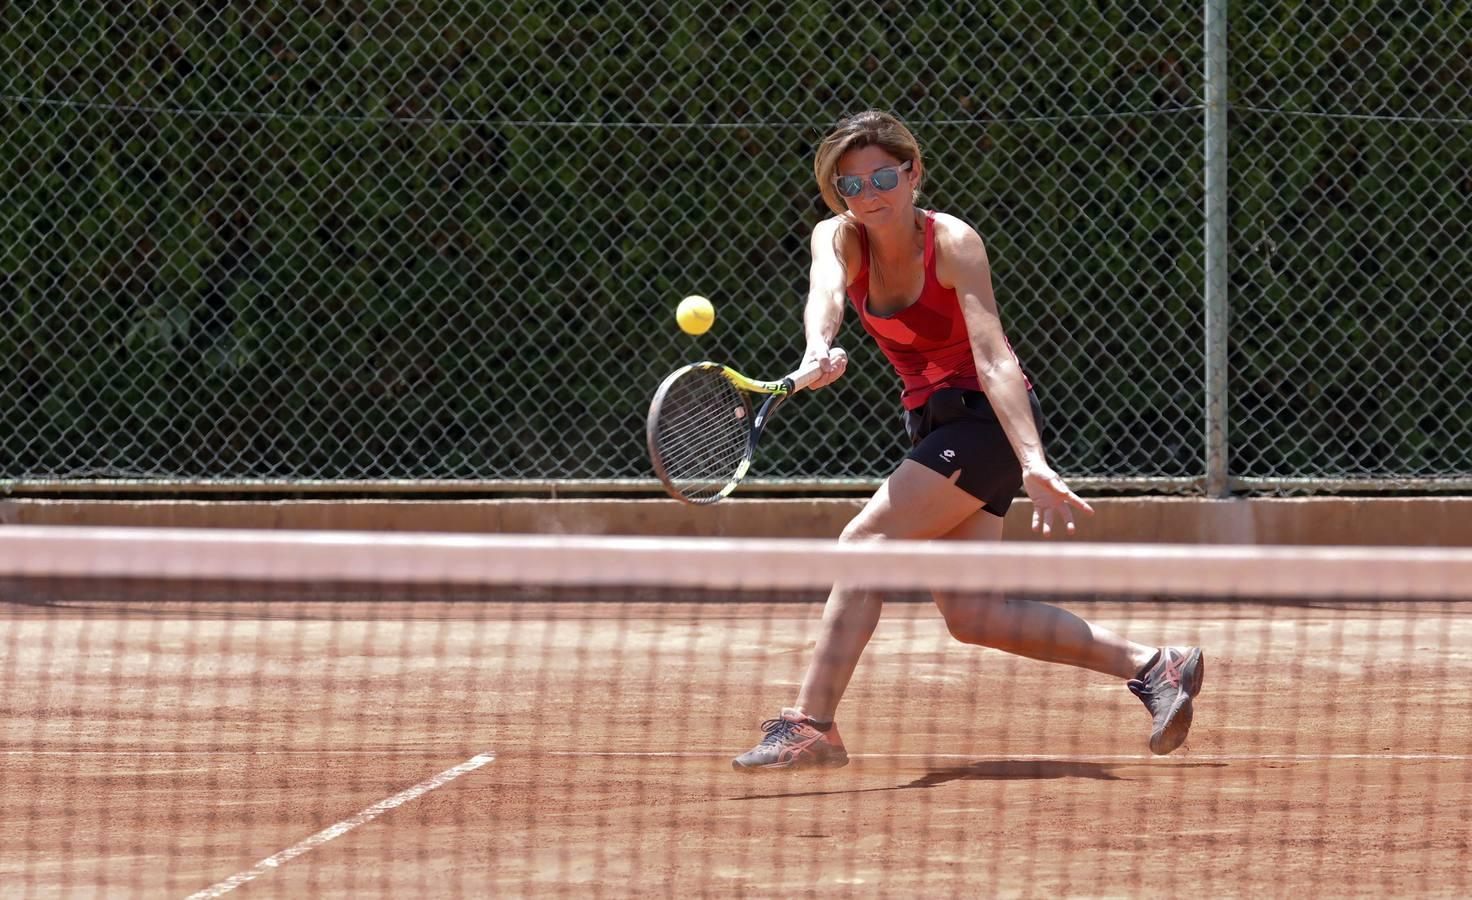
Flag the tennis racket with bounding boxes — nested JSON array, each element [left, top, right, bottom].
[[646, 348, 847, 505]]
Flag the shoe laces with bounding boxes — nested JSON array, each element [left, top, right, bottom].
[[1128, 654, 1182, 707], [757, 717, 804, 746]]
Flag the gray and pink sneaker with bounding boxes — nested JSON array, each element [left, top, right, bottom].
[[732, 708, 849, 771], [1128, 646, 1205, 755]]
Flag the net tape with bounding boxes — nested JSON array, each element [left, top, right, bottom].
[[2, 526, 1470, 599]]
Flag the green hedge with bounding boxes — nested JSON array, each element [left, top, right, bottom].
[[1227, 1, 1470, 479], [0, 2, 1464, 484]]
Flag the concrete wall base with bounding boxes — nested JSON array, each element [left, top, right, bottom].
[[3, 497, 1469, 546]]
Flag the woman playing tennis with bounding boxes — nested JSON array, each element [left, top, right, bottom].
[[733, 110, 1204, 771]]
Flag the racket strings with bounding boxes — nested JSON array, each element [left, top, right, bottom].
[[652, 369, 751, 501]]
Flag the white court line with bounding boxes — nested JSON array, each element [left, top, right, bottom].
[[184, 752, 495, 900], [867, 752, 1472, 762], [533, 750, 1472, 762], [7, 749, 1470, 763]]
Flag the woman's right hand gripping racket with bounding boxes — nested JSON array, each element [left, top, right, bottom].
[[646, 348, 847, 505]]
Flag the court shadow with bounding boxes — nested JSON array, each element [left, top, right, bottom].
[[909, 759, 1127, 786], [727, 758, 1227, 803]]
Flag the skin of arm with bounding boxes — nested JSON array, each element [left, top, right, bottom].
[[801, 217, 854, 387], [934, 214, 1048, 470], [934, 212, 1093, 534]]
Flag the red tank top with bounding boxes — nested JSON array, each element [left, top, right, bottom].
[[849, 210, 1028, 411]]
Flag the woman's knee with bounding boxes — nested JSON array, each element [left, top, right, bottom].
[[935, 591, 1005, 645], [944, 616, 982, 645]]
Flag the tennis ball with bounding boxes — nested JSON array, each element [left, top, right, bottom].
[[676, 295, 715, 336]]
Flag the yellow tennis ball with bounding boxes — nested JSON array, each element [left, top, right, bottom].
[[676, 295, 715, 336]]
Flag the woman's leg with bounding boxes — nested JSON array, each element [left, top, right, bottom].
[[931, 508, 1156, 678], [789, 461, 989, 722], [733, 462, 984, 773], [932, 507, 1204, 755]]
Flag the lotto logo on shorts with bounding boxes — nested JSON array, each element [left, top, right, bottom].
[[941, 449, 956, 461]]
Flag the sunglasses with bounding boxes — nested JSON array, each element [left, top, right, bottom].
[[835, 160, 913, 198]]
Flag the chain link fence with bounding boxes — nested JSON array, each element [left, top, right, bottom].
[[1, 2, 1466, 493], [1228, 2, 1470, 488]]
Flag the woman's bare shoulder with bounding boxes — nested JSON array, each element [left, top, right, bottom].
[[929, 210, 984, 248], [929, 211, 991, 286]]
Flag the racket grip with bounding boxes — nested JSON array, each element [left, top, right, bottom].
[[788, 348, 848, 392]]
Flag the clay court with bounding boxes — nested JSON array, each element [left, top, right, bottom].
[[6, 594, 1470, 897], [4, 2, 1470, 897]]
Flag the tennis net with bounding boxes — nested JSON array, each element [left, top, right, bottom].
[[3, 526, 1471, 897]]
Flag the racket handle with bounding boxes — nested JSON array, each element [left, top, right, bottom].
[[788, 348, 848, 392]]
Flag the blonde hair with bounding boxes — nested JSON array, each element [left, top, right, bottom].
[[813, 110, 924, 216]]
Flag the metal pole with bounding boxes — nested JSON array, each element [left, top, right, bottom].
[[1203, 0, 1231, 497]]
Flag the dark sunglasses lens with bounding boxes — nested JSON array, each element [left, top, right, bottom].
[[836, 176, 863, 197], [871, 168, 900, 191]]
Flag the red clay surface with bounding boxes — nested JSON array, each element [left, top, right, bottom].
[[4, 598, 1471, 897]]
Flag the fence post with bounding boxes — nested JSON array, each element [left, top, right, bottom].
[[1203, 0, 1231, 497]]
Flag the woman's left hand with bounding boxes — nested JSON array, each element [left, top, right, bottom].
[[1022, 464, 1095, 537]]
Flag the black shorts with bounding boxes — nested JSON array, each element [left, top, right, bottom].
[[902, 388, 1044, 517]]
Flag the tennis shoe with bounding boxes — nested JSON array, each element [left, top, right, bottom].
[[1128, 646, 1204, 755], [732, 708, 849, 771]]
